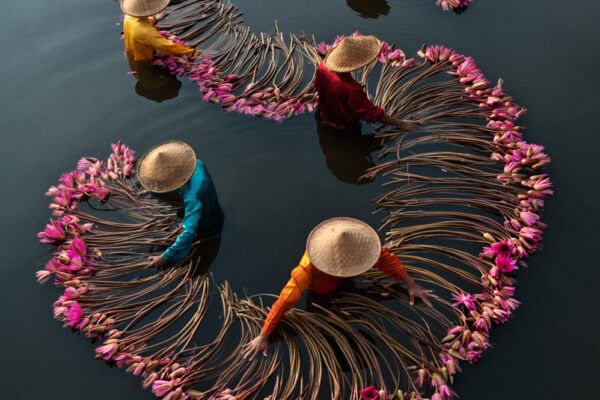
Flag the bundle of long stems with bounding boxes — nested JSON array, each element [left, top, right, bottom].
[[37, 3, 552, 398]]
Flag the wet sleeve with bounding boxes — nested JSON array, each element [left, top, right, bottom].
[[144, 28, 197, 57], [375, 248, 407, 280], [161, 188, 202, 263], [262, 253, 312, 335], [348, 86, 385, 123]]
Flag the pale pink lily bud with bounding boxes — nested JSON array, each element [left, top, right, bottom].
[[431, 372, 444, 387], [170, 367, 187, 379], [165, 388, 184, 400], [417, 368, 427, 387], [482, 232, 495, 242], [488, 266, 499, 279], [439, 385, 453, 400], [152, 380, 174, 398], [445, 359, 457, 375], [143, 372, 158, 389], [133, 362, 145, 376], [35, 270, 52, 283]]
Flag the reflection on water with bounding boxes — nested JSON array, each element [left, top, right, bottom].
[[127, 54, 182, 102], [317, 121, 383, 185], [346, 0, 390, 19], [189, 229, 223, 276]]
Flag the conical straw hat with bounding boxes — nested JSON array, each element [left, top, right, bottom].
[[307, 217, 381, 277], [120, 0, 170, 17], [324, 36, 382, 73], [138, 141, 197, 193]]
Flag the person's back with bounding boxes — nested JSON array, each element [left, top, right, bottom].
[[314, 36, 421, 132], [123, 15, 156, 61], [121, 0, 198, 62], [315, 61, 384, 131]]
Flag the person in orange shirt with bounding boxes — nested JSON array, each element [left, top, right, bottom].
[[120, 0, 199, 62], [242, 217, 432, 360]]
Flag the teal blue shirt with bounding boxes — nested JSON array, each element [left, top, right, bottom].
[[161, 160, 224, 263]]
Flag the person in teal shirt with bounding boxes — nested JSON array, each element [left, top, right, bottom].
[[137, 141, 224, 268]]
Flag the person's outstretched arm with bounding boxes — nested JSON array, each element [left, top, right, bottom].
[[376, 248, 433, 306], [144, 27, 199, 58], [242, 254, 312, 360], [379, 113, 422, 131], [148, 196, 202, 268], [347, 87, 421, 130]]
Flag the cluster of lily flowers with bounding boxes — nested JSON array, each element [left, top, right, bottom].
[[36, 143, 197, 400], [36, 143, 135, 332], [94, 325, 199, 400], [364, 45, 550, 400], [436, 0, 475, 11], [152, 30, 420, 122], [52, 23, 548, 400], [152, 32, 317, 121]]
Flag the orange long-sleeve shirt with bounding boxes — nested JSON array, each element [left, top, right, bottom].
[[123, 15, 198, 61], [262, 248, 407, 335]]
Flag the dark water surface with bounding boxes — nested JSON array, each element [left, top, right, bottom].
[[1, 0, 599, 399]]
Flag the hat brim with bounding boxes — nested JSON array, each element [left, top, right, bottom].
[[324, 39, 382, 73], [120, 0, 170, 17], [138, 140, 197, 193], [307, 217, 381, 278]]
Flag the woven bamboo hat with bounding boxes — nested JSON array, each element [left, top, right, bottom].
[[307, 217, 381, 277], [120, 0, 170, 17], [324, 36, 382, 73], [138, 141, 197, 193]]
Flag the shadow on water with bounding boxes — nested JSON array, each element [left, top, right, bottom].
[[316, 121, 383, 185], [346, 0, 391, 19], [127, 54, 182, 102]]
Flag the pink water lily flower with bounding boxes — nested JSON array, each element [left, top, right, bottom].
[[360, 386, 379, 400], [481, 240, 514, 258], [451, 291, 476, 310], [152, 380, 178, 398], [519, 211, 539, 226], [37, 219, 66, 243], [95, 343, 119, 360], [495, 255, 518, 273], [65, 302, 83, 327], [70, 237, 87, 258]]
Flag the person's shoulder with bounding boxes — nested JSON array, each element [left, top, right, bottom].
[[195, 159, 205, 168]]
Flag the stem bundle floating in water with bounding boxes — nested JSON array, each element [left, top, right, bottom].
[[36, 60, 551, 399], [36, 2, 551, 400], [136, 0, 475, 120]]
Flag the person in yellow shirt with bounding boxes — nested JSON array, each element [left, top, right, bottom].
[[120, 0, 199, 62]]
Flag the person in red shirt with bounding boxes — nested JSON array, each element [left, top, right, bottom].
[[242, 217, 432, 360], [314, 35, 420, 132]]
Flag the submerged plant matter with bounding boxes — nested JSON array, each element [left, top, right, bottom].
[[35, 1, 551, 399]]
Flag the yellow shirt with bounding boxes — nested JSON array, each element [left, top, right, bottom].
[[123, 15, 197, 61]]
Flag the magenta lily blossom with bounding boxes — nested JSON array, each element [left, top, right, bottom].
[[360, 386, 380, 400], [495, 255, 518, 273], [451, 291, 477, 310]]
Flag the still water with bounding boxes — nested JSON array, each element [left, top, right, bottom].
[[1, 0, 598, 399]]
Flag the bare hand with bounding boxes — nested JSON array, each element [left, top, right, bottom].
[[242, 333, 269, 360], [148, 255, 167, 268], [408, 284, 434, 307], [154, 11, 170, 22], [398, 120, 422, 131]]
